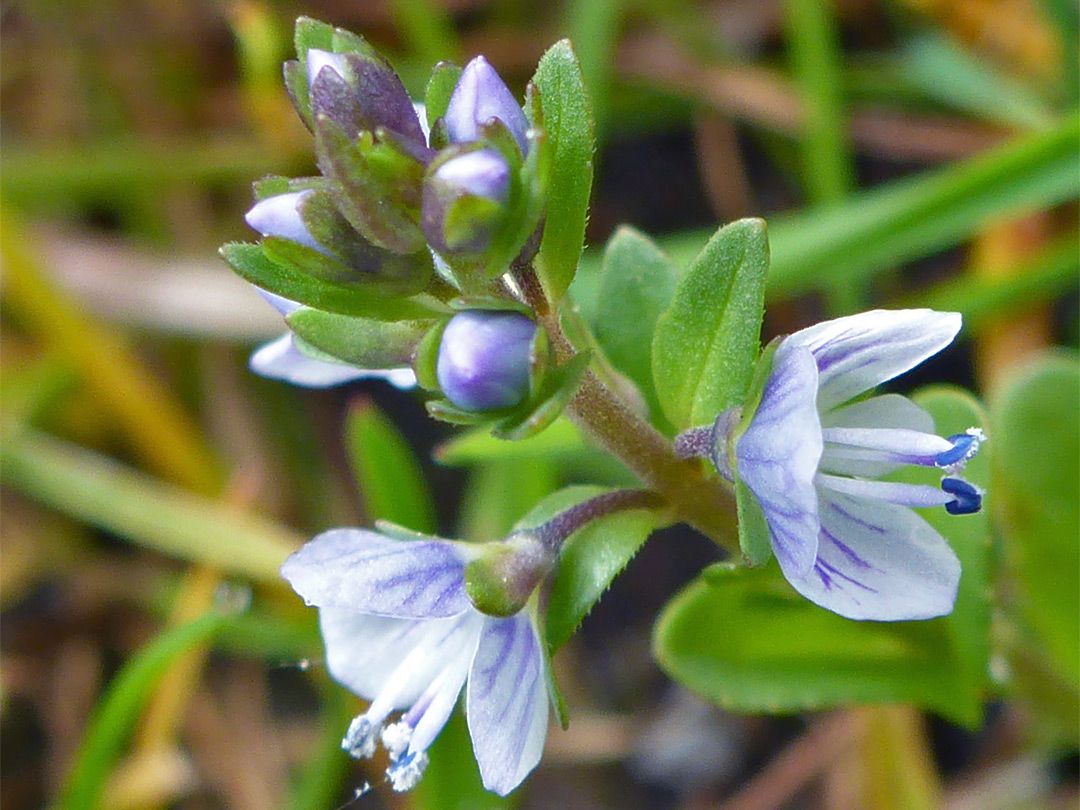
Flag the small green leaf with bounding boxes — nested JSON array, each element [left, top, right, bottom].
[[286, 309, 428, 368], [345, 399, 437, 533], [653, 564, 979, 725], [595, 226, 683, 431], [294, 16, 334, 55], [546, 492, 668, 651], [220, 242, 442, 321], [994, 352, 1079, 687], [652, 218, 769, 429], [425, 61, 462, 126], [435, 419, 584, 466], [532, 40, 595, 304], [493, 352, 590, 441]]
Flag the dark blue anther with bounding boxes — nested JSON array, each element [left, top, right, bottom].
[[942, 476, 982, 515], [935, 432, 978, 469]]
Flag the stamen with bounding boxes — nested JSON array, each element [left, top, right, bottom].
[[381, 721, 413, 759], [387, 750, 430, 792], [935, 428, 985, 473], [941, 476, 983, 515], [342, 716, 379, 759]]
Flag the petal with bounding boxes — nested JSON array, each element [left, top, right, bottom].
[[281, 529, 475, 618], [736, 343, 824, 578], [254, 287, 302, 317], [787, 489, 961, 621], [785, 310, 961, 411], [306, 49, 347, 92], [445, 56, 529, 152], [820, 394, 935, 477], [466, 614, 549, 796], [245, 190, 328, 254], [820, 427, 953, 473], [815, 474, 953, 508], [319, 609, 478, 707], [250, 334, 399, 389]]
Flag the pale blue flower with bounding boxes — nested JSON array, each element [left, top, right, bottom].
[[281, 528, 550, 795], [713, 309, 985, 621]]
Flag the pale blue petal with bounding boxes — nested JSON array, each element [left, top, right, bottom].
[[245, 190, 327, 254], [319, 609, 478, 706], [821, 427, 953, 469], [250, 334, 417, 389], [466, 614, 549, 796], [255, 288, 302, 317], [786, 310, 961, 412], [820, 394, 935, 477], [816, 474, 952, 508], [736, 343, 823, 579], [306, 49, 347, 92], [282, 529, 475, 618], [788, 489, 961, 621]]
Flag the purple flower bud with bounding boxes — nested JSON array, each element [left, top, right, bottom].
[[421, 150, 511, 255], [245, 190, 333, 257], [444, 56, 529, 153], [436, 311, 536, 411]]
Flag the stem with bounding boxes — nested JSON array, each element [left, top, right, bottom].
[[512, 262, 738, 550], [533, 489, 663, 551]]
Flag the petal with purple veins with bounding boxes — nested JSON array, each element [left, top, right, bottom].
[[466, 613, 549, 796], [281, 529, 477, 618], [735, 342, 823, 579], [786, 310, 961, 412], [820, 394, 936, 477], [787, 489, 961, 621]]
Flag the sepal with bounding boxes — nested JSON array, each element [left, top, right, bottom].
[[286, 308, 431, 368]]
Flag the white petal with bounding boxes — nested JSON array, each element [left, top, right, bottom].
[[245, 190, 325, 253], [306, 48, 347, 93], [735, 343, 823, 578], [255, 287, 302, 317], [319, 609, 474, 706], [785, 310, 961, 412], [821, 427, 953, 471], [787, 489, 961, 621], [250, 334, 417, 389], [466, 614, 549, 796], [249, 334, 372, 388], [820, 394, 934, 477], [281, 529, 475, 618]]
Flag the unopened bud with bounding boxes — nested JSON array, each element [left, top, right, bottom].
[[245, 190, 332, 257], [421, 150, 511, 255], [436, 310, 536, 412], [464, 531, 555, 617], [444, 56, 529, 153]]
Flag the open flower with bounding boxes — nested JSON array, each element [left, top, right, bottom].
[[706, 309, 984, 621], [280, 528, 551, 795]]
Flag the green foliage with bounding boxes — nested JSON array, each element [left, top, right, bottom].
[[532, 40, 595, 304], [595, 226, 683, 431], [344, 400, 437, 533], [59, 613, 228, 810], [286, 309, 427, 367], [994, 353, 1080, 689], [652, 218, 769, 430], [655, 386, 992, 727]]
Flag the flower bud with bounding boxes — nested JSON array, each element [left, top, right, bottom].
[[444, 56, 529, 153], [436, 310, 536, 411], [306, 48, 347, 92], [421, 150, 510, 255], [245, 190, 332, 257]]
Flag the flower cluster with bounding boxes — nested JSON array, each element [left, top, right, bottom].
[[683, 309, 984, 621]]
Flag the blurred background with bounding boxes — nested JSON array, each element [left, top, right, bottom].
[[1, 1, 1077, 809]]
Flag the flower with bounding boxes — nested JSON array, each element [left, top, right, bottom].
[[710, 309, 984, 621], [444, 56, 529, 153], [436, 310, 537, 411], [421, 149, 513, 255], [280, 528, 551, 795]]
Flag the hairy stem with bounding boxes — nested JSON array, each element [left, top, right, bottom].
[[513, 262, 738, 550], [533, 489, 664, 551]]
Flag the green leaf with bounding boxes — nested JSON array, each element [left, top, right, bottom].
[[595, 226, 683, 431], [652, 218, 769, 429], [654, 564, 979, 725], [532, 40, 595, 304], [58, 613, 228, 810], [220, 242, 442, 320], [994, 352, 1079, 687], [493, 352, 590, 441], [0, 429, 300, 585], [436, 419, 584, 465], [294, 16, 334, 55], [344, 400, 437, 533], [286, 309, 427, 367], [541, 488, 669, 651], [425, 61, 462, 126]]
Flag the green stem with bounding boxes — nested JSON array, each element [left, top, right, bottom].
[[513, 263, 738, 549]]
